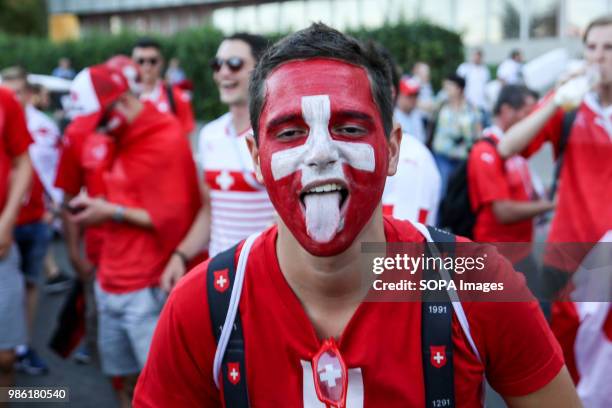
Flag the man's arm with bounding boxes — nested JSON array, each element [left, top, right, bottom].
[[134, 263, 220, 407], [504, 366, 582, 408], [160, 181, 211, 291], [491, 199, 554, 224], [0, 152, 32, 257], [497, 97, 558, 159], [61, 193, 94, 280], [68, 193, 153, 228], [498, 75, 593, 159]]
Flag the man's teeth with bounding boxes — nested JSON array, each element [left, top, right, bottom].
[[305, 183, 343, 194]]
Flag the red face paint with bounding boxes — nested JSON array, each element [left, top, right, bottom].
[[257, 58, 388, 256]]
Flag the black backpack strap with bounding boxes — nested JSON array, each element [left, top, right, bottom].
[[422, 226, 456, 408], [165, 82, 177, 115], [207, 244, 249, 407], [549, 110, 577, 200]]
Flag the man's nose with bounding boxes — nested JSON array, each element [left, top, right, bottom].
[[304, 130, 339, 170]]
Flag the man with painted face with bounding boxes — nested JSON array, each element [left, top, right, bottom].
[[65, 61, 201, 407], [134, 24, 579, 407]]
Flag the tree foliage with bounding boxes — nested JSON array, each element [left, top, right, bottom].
[[0, 21, 463, 121], [0, 0, 47, 37]]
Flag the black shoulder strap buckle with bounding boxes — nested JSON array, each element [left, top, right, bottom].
[[206, 244, 249, 407]]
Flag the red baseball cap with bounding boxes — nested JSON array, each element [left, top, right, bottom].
[[105, 55, 141, 94], [399, 76, 420, 96], [67, 63, 129, 134]]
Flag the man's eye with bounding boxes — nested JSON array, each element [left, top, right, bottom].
[[333, 126, 367, 137], [276, 128, 307, 140]]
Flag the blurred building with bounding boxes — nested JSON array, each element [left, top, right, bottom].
[[47, 0, 610, 62]]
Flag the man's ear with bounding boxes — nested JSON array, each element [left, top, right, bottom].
[[246, 133, 264, 184], [387, 123, 402, 176]]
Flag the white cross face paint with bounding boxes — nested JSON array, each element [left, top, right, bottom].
[[257, 58, 389, 256], [271, 95, 375, 181], [270, 95, 376, 243]]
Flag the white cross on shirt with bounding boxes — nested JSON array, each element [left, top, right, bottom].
[[216, 170, 235, 190], [433, 352, 445, 365], [319, 364, 342, 388]]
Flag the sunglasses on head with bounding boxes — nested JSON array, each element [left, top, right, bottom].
[[210, 57, 244, 72], [136, 57, 159, 66]]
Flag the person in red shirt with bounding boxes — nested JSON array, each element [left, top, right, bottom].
[[498, 15, 612, 290], [468, 85, 554, 292], [0, 86, 33, 393], [132, 37, 195, 137], [1, 66, 62, 375], [134, 24, 580, 407], [55, 96, 117, 367], [64, 62, 201, 407], [498, 15, 612, 401]]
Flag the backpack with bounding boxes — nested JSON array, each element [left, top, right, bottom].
[[439, 109, 577, 237], [206, 226, 482, 408], [438, 137, 496, 239]]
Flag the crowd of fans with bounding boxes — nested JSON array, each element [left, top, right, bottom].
[[0, 13, 610, 408]]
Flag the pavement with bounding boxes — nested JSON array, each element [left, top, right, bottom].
[[12, 239, 117, 408]]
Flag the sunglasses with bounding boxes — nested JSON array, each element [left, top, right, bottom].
[[210, 57, 244, 72], [136, 57, 160, 66]]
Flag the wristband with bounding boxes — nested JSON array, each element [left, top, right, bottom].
[[112, 205, 126, 222], [173, 250, 189, 267]]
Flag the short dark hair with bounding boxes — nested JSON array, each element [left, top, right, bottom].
[[28, 82, 44, 94], [493, 85, 530, 115], [527, 88, 540, 101], [133, 37, 162, 52], [1, 66, 27, 81], [510, 49, 522, 59], [249, 23, 393, 142], [583, 15, 612, 42], [445, 73, 466, 91], [225, 33, 269, 61]]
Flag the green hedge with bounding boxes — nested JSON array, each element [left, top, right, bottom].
[[0, 21, 462, 122]]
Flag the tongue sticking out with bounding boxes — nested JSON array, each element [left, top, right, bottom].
[[303, 192, 342, 243]]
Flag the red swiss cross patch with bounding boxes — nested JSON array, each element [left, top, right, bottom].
[[227, 362, 241, 385], [213, 268, 230, 293], [430, 345, 447, 368]]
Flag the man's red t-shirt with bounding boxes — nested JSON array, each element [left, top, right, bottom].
[[98, 103, 201, 293], [522, 93, 612, 270], [16, 174, 45, 225], [55, 122, 114, 265], [0, 87, 32, 213], [468, 128, 535, 261], [134, 217, 563, 407]]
